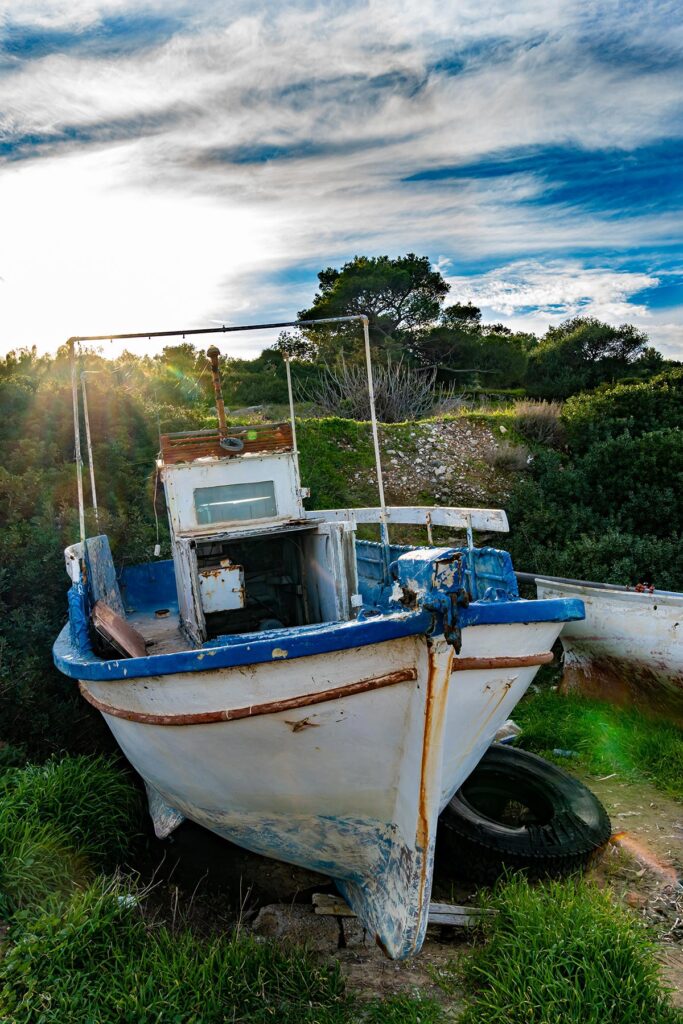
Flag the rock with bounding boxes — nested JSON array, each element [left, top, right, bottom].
[[499, 425, 507, 434], [251, 903, 370, 952]]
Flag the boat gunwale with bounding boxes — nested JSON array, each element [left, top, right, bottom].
[[53, 598, 584, 682], [535, 577, 683, 605]]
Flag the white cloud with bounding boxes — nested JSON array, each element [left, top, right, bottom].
[[0, 0, 681, 356], [444, 258, 683, 357]]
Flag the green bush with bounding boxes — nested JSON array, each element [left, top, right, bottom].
[[564, 368, 683, 452], [508, 427, 683, 588]]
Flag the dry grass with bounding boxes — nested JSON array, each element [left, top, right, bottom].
[[514, 399, 565, 447]]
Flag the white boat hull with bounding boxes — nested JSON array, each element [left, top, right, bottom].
[[536, 580, 683, 723], [80, 619, 562, 958]]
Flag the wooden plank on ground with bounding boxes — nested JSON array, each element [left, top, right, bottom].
[[312, 893, 496, 927]]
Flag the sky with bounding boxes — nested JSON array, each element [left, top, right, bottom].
[[1, 0, 682, 360]]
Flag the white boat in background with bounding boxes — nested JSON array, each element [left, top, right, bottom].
[[53, 315, 583, 959], [531, 575, 683, 725]]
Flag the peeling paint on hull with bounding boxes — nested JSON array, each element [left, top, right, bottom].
[[79, 622, 565, 959]]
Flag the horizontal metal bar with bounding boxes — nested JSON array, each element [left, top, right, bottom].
[[515, 572, 632, 593], [451, 652, 553, 672], [79, 666, 417, 726], [308, 506, 509, 533], [67, 315, 365, 345]]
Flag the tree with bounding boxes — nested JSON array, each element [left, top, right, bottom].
[[441, 302, 482, 330], [298, 254, 449, 361], [526, 317, 651, 399], [412, 300, 536, 388]]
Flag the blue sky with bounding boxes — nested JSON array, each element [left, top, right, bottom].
[[1, 0, 682, 358]]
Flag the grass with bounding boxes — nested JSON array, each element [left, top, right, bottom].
[[0, 754, 141, 861], [0, 754, 448, 1023], [513, 689, 683, 800], [0, 876, 449, 1024], [452, 875, 682, 1024], [297, 416, 376, 508], [1, 751, 680, 1022], [0, 755, 141, 914]]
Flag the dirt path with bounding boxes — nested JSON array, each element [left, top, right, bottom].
[[581, 772, 682, 1006]]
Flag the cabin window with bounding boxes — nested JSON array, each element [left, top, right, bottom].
[[194, 481, 277, 525]]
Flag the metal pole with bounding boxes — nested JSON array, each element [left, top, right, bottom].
[[362, 316, 390, 562], [206, 345, 228, 437], [284, 353, 302, 491], [68, 314, 365, 345], [81, 372, 100, 531], [69, 340, 86, 551]]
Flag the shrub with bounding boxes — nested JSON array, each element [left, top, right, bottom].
[[514, 399, 565, 447], [507, 428, 683, 588], [303, 360, 450, 422], [0, 743, 27, 772], [564, 368, 683, 452], [485, 443, 531, 473]]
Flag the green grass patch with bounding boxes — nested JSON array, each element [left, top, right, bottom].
[[298, 416, 375, 508], [0, 755, 141, 914], [513, 690, 683, 800], [0, 878, 447, 1024], [0, 754, 141, 862], [456, 875, 681, 1024]]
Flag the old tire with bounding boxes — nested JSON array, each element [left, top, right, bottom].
[[437, 745, 611, 880]]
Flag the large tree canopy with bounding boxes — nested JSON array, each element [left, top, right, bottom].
[[298, 254, 449, 359], [526, 316, 659, 398]]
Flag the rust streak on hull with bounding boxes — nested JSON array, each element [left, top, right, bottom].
[[451, 652, 553, 672], [416, 643, 451, 910], [79, 666, 417, 726]]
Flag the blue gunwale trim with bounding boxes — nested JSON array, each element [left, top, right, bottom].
[[52, 597, 583, 682]]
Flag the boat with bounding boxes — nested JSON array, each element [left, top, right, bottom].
[[527, 574, 683, 725], [53, 315, 583, 959]]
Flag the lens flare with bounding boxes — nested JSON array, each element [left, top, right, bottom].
[[611, 832, 681, 886]]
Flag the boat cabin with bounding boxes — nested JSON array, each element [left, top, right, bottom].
[[159, 422, 358, 645]]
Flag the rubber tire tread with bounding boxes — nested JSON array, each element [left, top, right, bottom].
[[437, 745, 611, 880]]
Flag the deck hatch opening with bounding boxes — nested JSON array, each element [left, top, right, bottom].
[[194, 481, 277, 526]]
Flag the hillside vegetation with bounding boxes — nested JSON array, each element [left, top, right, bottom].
[[0, 344, 681, 759]]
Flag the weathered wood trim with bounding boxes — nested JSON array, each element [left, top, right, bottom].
[[79, 666, 418, 726], [160, 423, 293, 464], [451, 652, 553, 672]]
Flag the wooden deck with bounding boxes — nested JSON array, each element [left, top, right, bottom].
[[127, 608, 194, 655], [160, 424, 293, 464]]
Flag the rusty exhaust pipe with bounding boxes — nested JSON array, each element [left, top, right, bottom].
[[206, 345, 228, 438]]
